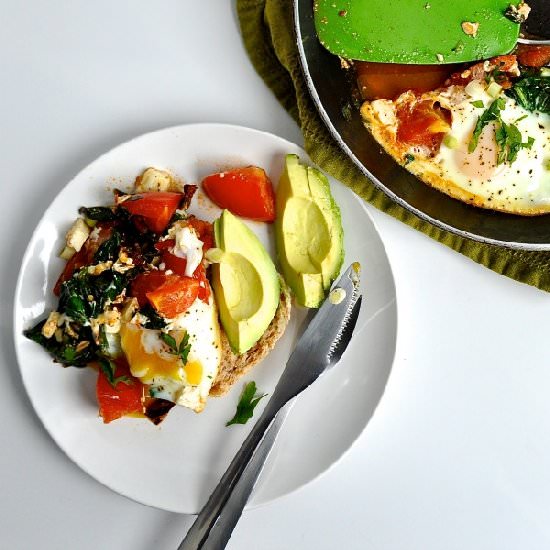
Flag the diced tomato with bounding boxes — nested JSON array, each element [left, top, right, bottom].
[[120, 192, 183, 233], [96, 358, 145, 423], [186, 217, 214, 251], [160, 251, 211, 302], [516, 44, 550, 68], [154, 239, 175, 252], [146, 274, 200, 318], [396, 99, 451, 152], [202, 166, 276, 222], [161, 251, 188, 276], [194, 264, 211, 302], [356, 62, 456, 100], [54, 223, 113, 296], [129, 270, 168, 307]]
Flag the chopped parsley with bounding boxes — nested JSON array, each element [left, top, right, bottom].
[[226, 381, 266, 426], [470, 100, 484, 108], [495, 122, 535, 165], [468, 98, 535, 165], [161, 332, 191, 364]]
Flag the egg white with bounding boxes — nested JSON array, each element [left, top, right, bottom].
[[435, 85, 550, 212], [120, 291, 222, 413]]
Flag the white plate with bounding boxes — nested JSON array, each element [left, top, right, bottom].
[[13, 123, 397, 514]]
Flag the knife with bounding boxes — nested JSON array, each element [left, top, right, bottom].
[[178, 262, 363, 550]]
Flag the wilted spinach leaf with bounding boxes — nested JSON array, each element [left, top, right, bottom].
[[94, 230, 121, 263], [23, 319, 97, 367], [506, 75, 550, 114]]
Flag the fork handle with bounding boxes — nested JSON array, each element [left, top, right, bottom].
[[178, 397, 286, 550]]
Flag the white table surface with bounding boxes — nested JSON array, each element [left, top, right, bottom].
[[3, 2, 550, 549]]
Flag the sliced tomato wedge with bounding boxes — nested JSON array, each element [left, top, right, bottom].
[[201, 166, 275, 222], [96, 358, 145, 423], [120, 192, 182, 233], [146, 274, 200, 318], [54, 223, 113, 296]]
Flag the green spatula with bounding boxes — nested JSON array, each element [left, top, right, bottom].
[[314, 0, 522, 64]]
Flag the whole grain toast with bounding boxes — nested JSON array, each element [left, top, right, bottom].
[[209, 276, 292, 396]]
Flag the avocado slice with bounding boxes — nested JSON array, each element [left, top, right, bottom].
[[210, 210, 279, 354], [275, 155, 344, 308]]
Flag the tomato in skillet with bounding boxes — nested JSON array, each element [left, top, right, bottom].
[[396, 99, 451, 152], [201, 166, 276, 222], [120, 192, 182, 233], [96, 358, 145, 423], [516, 44, 550, 68], [355, 62, 457, 100]]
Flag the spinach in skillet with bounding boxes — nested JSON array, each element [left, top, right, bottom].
[[506, 74, 550, 114]]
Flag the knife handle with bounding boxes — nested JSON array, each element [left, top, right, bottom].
[[178, 396, 287, 550], [198, 404, 291, 549]]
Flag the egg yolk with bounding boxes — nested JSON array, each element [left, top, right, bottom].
[[120, 324, 182, 383], [184, 360, 203, 385]]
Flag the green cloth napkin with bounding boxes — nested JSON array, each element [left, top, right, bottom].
[[237, 0, 550, 293]]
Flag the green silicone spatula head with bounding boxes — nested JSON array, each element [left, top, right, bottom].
[[314, 0, 521, 64]]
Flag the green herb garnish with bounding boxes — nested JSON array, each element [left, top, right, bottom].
[[494, 122, 535, 165], [469, 97, 535, 165], [161, 332, 191, 364], [468, 97, 505, 153], [470, 100, 484, 108], [226, 381, 266, 426], [404, 153, 415, 165]]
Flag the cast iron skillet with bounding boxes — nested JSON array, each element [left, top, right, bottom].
[[294, 0, 550, 250]]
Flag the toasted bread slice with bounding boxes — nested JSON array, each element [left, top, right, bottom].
[[209, 276, 292, 397]]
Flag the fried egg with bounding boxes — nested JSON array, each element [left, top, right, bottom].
[[361, 82, 550, 214], [120, 292, 222, 412]]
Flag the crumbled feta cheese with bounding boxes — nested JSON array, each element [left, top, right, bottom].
[[65, 218, 90, 252], [172, 225, 204, 277], [135, 167, 173, 192], [505, 2, 531, 24], [461, 21, 479, 38]]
